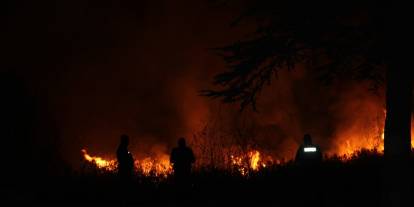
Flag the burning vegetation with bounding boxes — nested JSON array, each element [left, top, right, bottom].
[[81, 148, 273, 177], [81, 149, 116, 171], [81, 149, 172, 177], [81, 107, 414, 177]]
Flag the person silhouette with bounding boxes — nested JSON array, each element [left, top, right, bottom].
[[170, 137, 195, 186], [295, 134, 322, 165], [117, 134, 134, 181]]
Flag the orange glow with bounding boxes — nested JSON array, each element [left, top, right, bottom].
[[81, 148, 172, 177], [330, 108, 385, 158], [332, 109, 414, 159], [230, 150, 272, 175], [135, 154, 172, 177], [81, 149, 116, 171], [81, 107, 414, 177], [249, 150, 260, 171]]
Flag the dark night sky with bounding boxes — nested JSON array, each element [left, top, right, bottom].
[[4, 0, 252, 165], [3, 0, 386, 168]]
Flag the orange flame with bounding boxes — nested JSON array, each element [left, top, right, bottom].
[[332, 108, 385, 158], [135, 154, 172, 177], [81, 149, 116, 170], [81, 148, 172, 177], [333, 109, 414, 159], [249, 150, 261, 171], [230, 150, 272, 175], [81, 108, 414, 177]]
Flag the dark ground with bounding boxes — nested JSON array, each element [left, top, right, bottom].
[[3, 149, 413, 207]]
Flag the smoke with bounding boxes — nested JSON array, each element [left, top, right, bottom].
[[4, 0, 388, 170], [191, 65, 385, 162]]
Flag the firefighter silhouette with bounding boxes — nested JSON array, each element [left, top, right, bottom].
[[295, 134, 322, 165], [117, 134, 134, 181], [170, 137, 195, 185]]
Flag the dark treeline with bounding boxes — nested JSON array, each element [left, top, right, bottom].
[[0, 71, 69, 203]]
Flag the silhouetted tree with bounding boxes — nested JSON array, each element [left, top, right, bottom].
[[202, 1, 412, 206]]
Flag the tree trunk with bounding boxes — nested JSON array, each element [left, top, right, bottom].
[[383, 64, 413, 207]]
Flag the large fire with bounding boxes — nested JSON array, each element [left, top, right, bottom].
[[333, 109, 414, 158], [82, 148, 273, 176], [81, 110, 414, 177]]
